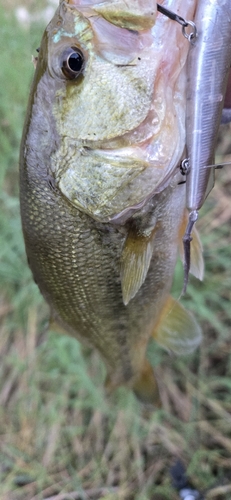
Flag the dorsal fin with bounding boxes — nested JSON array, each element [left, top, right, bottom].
[[121, 225, 157, 305], [152, 295, 202, 355], [179, 210, 204, 281]]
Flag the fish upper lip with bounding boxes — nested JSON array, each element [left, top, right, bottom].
[[79, 142, 160, 168]]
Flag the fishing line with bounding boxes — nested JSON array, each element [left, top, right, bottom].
[[180, 158, 231, 172], [157, 4, 197, 42]]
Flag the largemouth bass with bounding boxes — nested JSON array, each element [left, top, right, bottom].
[[20, 0, 203, 405]]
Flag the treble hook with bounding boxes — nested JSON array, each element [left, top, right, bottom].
[[182, 210, 198, 294]]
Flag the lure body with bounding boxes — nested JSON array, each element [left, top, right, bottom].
[[186, 0, 231, 212]]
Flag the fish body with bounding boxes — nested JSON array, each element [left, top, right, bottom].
[[20, 0, 202, 404]]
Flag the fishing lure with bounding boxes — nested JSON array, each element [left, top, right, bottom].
[[183, 0, 231, 289], [158, 0, 231, 291]]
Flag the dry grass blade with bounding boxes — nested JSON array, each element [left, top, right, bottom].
[[206, 484, 231, 499], [187, 382, 231, 423], [43, 487, 119, 500], [198, 421, 231, 454]]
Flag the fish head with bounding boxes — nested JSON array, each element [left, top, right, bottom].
[[26, 0, 191, 222]]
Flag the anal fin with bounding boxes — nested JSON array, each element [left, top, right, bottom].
[[121, 225, 157, 306], [152, 295, 202, 355], [133, 359, 161, 407]]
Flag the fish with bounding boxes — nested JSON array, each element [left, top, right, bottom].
[[20, 0, 203, 406]]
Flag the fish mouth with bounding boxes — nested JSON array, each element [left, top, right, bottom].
[[54, 125, 184, 225], [54, 79, 185, 223]]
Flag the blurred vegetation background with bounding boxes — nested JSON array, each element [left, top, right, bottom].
[[1, 1, 231, 499]]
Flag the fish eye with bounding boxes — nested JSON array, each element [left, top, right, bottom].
[[61, 47, 85, 80]]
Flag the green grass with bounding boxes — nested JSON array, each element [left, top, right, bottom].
[[1, 2, 231, 499]]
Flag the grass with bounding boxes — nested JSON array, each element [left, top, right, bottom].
[[1, 2, 231, 499]]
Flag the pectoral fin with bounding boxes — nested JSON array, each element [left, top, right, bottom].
[[179, 211, 204, 281], [121, 226, 157, 306], [152, 296, 202, 355]]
